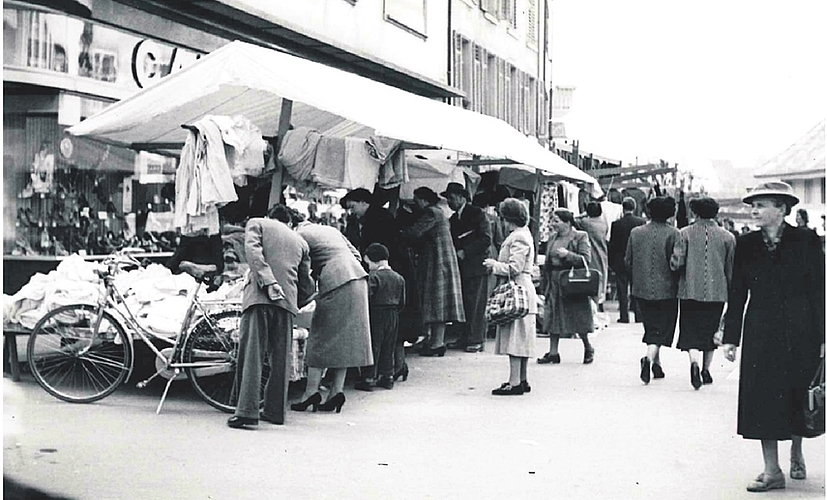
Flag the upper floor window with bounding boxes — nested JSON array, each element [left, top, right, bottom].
[[385, 0, 427, 38]]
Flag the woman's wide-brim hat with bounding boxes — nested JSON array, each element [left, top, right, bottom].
[[742, 181, 799, 206]]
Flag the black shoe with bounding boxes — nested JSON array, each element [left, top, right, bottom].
[[640, 357, 651, 384], [492, 383, 525, 396], [354, 380, 373, 392], [464, 343, 484, 353], [701, 369, 713, 385], [227, 416, 258, 429], [537, 352, 561, 364], [583, 347, 595, 364], [521, 380, 531, 393], [318, 392, 346, 413], [419, 345, 446, 357], [376, 376, 394, 390], [690, 362, 702, 390], [446, 340, 467, 350], [393, 364, 409, 382], [652, 363, 665, 379], [290, 392, 322, 412], [617, 318, 630, 324]]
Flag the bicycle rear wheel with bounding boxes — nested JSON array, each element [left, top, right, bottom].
[[185, 309, 271, 413], [27, 304, 132, 403]]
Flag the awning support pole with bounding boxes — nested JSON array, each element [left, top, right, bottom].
[[269, 98, 294, 208]]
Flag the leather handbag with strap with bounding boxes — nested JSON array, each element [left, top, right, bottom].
[[559, 254, 601, 298], [803, 358, 825, 437]]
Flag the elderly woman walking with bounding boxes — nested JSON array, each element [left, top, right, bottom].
[[483, 198, 537, 395], [400, 187, 465, 356], [670, 197, 735, 389], [626, 196, 680, 383], [722, 181, 825, 492], [538, 208, 595, 365]]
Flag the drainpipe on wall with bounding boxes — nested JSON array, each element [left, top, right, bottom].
[[446, 0, 453, 105]]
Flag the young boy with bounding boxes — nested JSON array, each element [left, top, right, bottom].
[[357, 243, 406, 390]]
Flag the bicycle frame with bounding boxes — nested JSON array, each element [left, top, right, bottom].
[[94, 265, 239, 413]]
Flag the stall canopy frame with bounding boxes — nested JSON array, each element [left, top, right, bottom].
[[67, 40, 600, 195]]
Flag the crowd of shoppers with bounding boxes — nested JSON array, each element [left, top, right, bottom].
[[225, 179, 825, 495]]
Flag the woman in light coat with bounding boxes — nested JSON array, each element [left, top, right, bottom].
[[483, 198, 537, 395]]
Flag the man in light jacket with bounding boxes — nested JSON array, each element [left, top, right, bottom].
[[228, 205, 315, 429]]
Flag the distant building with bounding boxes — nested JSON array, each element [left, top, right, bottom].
[[753, 120, 826, 224]]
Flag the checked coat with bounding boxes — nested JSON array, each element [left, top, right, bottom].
[[401, 204, 465, 324]]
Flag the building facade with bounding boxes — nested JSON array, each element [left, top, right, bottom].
[[4, 0, 553, 260]]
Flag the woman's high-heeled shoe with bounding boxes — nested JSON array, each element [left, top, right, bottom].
[[318, 392, 346, 413], [290, 392, 322, 412], [393, 364, 409, 382]]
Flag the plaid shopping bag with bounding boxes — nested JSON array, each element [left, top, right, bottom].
[[485, 280, 529, 326]]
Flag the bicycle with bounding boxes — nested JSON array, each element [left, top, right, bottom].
[[26, 250, 266, 414]]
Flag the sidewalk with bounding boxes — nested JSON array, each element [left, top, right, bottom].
[[4, 303, 824, 500]]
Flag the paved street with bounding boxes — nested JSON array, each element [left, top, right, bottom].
[[4, 304, 825, 500]]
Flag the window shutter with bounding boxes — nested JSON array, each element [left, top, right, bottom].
[[526, 0, 538, 46]]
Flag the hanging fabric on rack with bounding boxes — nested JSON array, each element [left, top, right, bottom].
[[498, 167, 538, 192], [204, 115, 267, 185], [173, 118, 238, 236], [538, 181, 559, 242], [311, 135, 346, 186], [278, 126, 322, 182]]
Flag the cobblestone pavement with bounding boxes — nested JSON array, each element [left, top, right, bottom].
[[4, 304, 825, 500]]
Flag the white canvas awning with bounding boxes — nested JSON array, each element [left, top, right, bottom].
[[68, 40, 600, 194]]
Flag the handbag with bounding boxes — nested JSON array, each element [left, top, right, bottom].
[[485, 278, 529, 326], [559, 255, 601, 298], [803, 359, 825, 437]]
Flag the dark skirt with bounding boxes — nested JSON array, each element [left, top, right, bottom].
[[543, 268, 594, 337], [677, 300, 724, 351], [637, 298, 678, 346], [306, 278, 373, 368]]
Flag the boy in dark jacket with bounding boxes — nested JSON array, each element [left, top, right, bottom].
[[356, 243, 407, 390]]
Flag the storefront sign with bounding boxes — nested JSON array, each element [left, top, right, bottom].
[[131, 40, 201, 89]]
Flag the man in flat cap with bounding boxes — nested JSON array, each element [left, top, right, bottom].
[[442, 182, 492, 353]]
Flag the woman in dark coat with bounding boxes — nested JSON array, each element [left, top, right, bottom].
[[538, 208, 595, 365], [400, 187, 465, 356], [722, 181, 825, 492]]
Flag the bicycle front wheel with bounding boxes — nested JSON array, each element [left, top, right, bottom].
[[27, 304, 132, 403]]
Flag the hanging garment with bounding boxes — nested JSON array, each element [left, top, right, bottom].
[[311, 135, 347, 187], [279, 127, 322, 182], [498, 167, 538, 192], [204, 115, 266, 184], [193, 119, 239, 208], [344, 137, 381, 190]]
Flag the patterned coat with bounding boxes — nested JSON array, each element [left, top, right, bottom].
[[669, 219, 735, 302], [624, 222, 679, 301], [401, 204, 465, 324], [723, 224, 825, 439]]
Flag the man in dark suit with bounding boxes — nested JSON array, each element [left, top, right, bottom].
[[442, 182, 492, 352], [609, 197, 646, 323], [227, 205, 315, 429]]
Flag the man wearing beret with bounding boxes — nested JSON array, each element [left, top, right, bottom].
[[443, 182, 492, 353]]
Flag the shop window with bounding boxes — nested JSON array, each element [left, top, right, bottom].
[[91, 49, 118, 83]]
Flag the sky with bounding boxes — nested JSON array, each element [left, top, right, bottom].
[[549, 0, 826, 183]]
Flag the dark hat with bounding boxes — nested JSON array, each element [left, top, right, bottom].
[[742, 181, 799, 206], [440, 182, 468, 199], [340, 188, 373, 207]]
